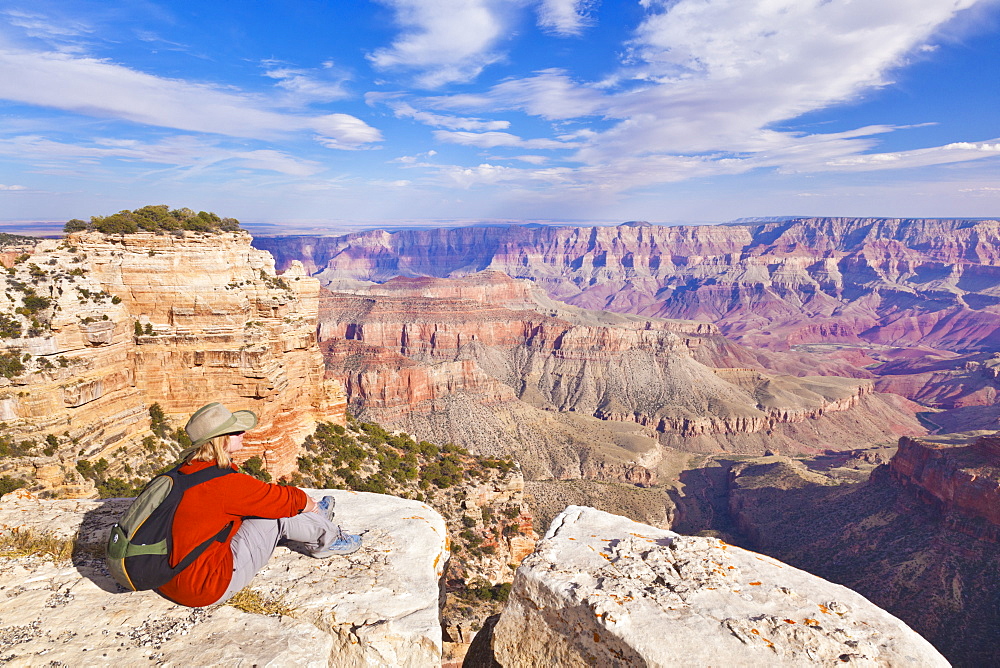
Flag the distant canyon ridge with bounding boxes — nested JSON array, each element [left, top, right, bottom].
[[255, 217, 1000, 424]]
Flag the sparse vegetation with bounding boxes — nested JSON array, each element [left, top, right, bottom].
[[241, 456, 272, 483], [64, 205, 242, 235], [224, 588, 295, 617], [0, 350, 26, 378], [0, 475, 27, 496], [0, 528, 74, 561]]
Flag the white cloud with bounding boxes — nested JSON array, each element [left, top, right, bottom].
[[510, 155, 549, 164], [433, 130, 580, 150], [0, 47, 381, 149], [429, 69, 605, 119], [425, 0, 990, 193], [537, 0, 597, 37], [390, 102, 510, 131], [0, 184, 27, 191], [818, 139, 1000, 172], [262, 60, 352, 103], [368, 0, 509, 87], [0, 134, 323, 176]]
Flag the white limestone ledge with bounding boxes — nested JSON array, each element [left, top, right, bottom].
[[0, 488, 448, 667], [492, 506, 949, 668]]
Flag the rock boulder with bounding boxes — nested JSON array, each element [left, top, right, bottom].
[[489, 506, 948, 667]]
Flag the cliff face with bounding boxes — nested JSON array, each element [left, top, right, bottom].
[[889, 432, 1000, 539], [724, 432, 1000, 665], [256, 218, 1000, 424], [0, 232, 345, 493], [315, 272, 923, 484]]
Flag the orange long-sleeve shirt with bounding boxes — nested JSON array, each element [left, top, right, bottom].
[[156, 460, 309, 607]]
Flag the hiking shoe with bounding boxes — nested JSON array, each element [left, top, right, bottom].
[[312, 527, 362, 558], [317, 495, 336, 523]]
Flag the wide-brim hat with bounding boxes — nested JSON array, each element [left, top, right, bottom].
[[185, 402, 258, 447]]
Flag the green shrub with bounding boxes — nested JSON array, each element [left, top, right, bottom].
[[0, 475, 27, 496], [20, 295, 50, 314], [149, 403, 169, 438], [66, 205, 242, 235], [98, 477, 140, 498], [0, 351, 25, 378], [0, 313, 21, 339], [241, 456, 272, 482]]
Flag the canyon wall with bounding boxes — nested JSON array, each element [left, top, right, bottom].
[[0, 232, 345, 493], [889, 432, 1000, 540], [255, 217, 1000, 425], [725, 430, 1000, 665], [316, 272, 923, 482], [255, 217, 1000, 352]]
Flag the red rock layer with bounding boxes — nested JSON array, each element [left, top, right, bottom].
[[319, 274, 883, 445], [889, 433, 1000, 541], [255, 218, 1000, 416]]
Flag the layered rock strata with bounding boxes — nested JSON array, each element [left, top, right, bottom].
[[255, 217, 1000, 354], [0, 232, 346, 489], [0, 488, 447, 666], [256, 218, 1000, 426], [889, 432, 1000, 540], [318, 273, 917, 478], [486, 506, 946, 667]]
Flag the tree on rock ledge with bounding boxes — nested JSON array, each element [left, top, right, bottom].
[[64, 205, 241, 235]]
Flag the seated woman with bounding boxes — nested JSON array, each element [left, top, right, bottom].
[[157, 402, 361, 608]]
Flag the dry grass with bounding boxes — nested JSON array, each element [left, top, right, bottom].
[[224, 588, 296, 617], [0, 528, 74, 561]]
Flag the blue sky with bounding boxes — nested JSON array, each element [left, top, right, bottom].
[[1, 0, 999, 230]]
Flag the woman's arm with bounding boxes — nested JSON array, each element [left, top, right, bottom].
[[301, 494, 318, 513]]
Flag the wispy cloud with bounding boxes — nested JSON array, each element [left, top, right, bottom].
[[433, 130, 580, 150], [3, 9, 92, 43], [262, 60, 352, 104], [818, 139, 1000, 172], [389, 101, 509, 131], [0, 184, 27, 191], [0, 134, 323, 177], [537, 0, 597, 37], [368, 0, 509, 87], [0, 47, 381, 148], [423, 0, 990, 191]]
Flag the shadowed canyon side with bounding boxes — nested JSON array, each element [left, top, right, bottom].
[[316, 272, 925, 486], [255, 217, 1000, 429], [0, 231, 346, 496], [725, 430, 1000, 666]]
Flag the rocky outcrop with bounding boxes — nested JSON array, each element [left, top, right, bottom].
[[485, 506, 947, 667], [0, 488, 447, 666], [0, 232, 346, 491], [723, 439, 1000, 665], [889, 432, 1000, 540]]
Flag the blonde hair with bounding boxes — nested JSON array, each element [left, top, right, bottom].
[[186, 435, 233, 468]]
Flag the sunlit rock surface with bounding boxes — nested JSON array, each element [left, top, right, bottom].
[[0, 489, 447, 667], [489, 506, 948, 667]]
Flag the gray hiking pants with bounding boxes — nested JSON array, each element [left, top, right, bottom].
[[212, 511, 338, 605]]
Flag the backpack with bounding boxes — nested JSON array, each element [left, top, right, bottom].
[[106, 463, 235, 591]]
